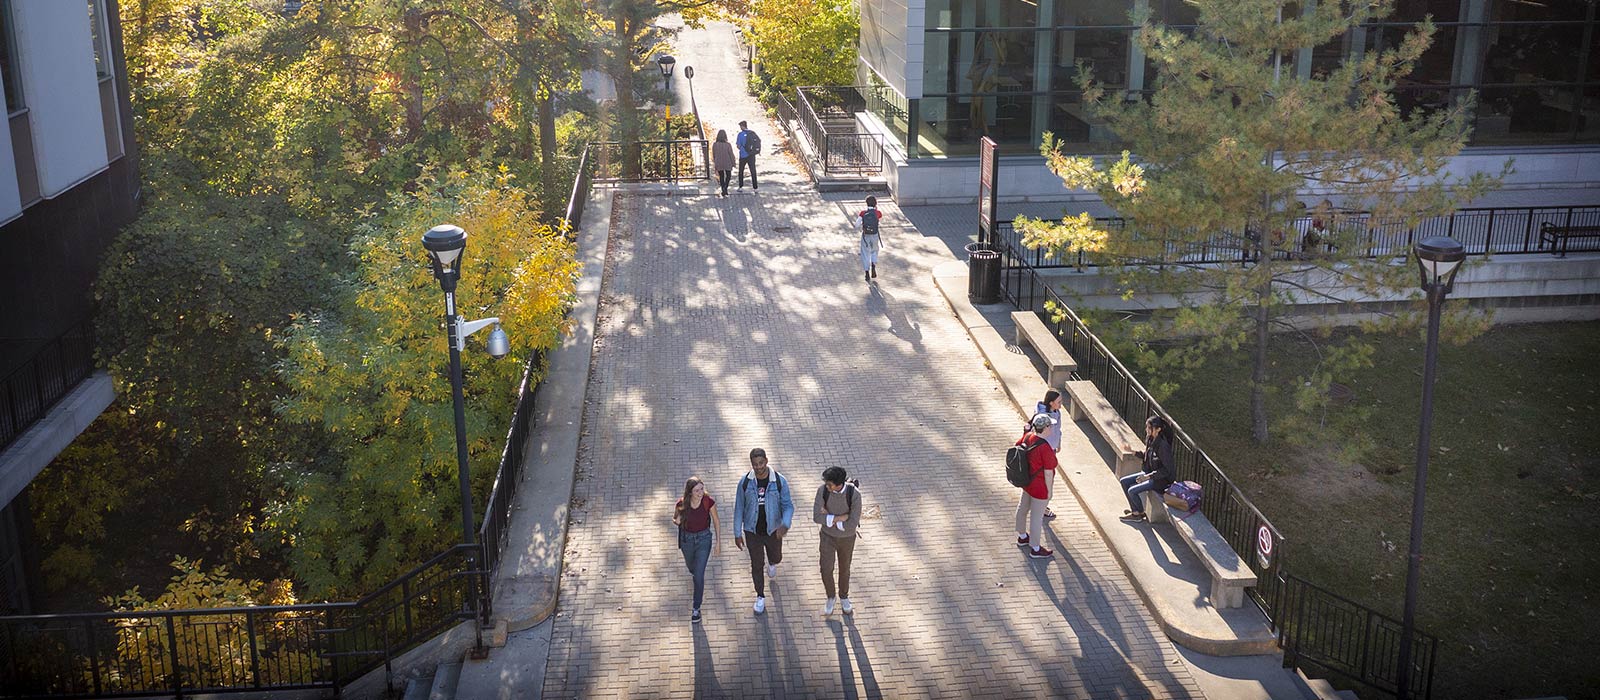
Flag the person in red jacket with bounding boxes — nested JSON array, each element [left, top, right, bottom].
[[1015, 413, 1059, 559]]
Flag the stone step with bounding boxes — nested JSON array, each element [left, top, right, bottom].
[[1296, 668, 1358, 700], [816, 177, 890, 193], [401, 676, 434, 700], [428, 661, 462, 700]]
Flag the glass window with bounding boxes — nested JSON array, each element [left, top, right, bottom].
[[1373, 25, 1457, 85], [915, 93, 1040, 156], [1489, 0, 1589, 22], [88, 0, 112, 81], [1576, 87, 1600, 143], [1480, 24, 1585, 84], [927, 0, 1040, 29], [1056, 0, 1139, 27], [1157, 0, 1200, 27], [1474, 85, 1580, 143], [0, 0, 20, 112], [1388, 0, 1459, 23], [1050, 29, 1133, 91], [1046, 91, 1121, 148], [924, 30, 1039, 94]]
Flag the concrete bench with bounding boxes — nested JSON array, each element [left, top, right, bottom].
[[1062, 380, 1141, 475], [1011, 311, 1077, 388], [1146, 494, 1257, 609]]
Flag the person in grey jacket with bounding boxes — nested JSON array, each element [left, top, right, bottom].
[[733, 447, 794, 614], [813, 466, 862, 616], [711, 129, 736, 197]]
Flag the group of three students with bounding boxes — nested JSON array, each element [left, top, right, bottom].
[[671, 448, 862, 624]]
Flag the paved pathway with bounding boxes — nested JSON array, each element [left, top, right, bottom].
[[541, 19, 1206, 699]]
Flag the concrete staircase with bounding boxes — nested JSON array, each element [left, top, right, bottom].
[[1297, 669, 1361, 700], [401, 660, 462, 700]]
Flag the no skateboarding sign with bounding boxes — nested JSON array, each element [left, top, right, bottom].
[[1257, 525, 1274, 568]]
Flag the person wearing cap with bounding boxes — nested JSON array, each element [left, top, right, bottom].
[[1015, 412, 1059, 559], [732, 447, 794, 614], [813, 466, 862, 616]]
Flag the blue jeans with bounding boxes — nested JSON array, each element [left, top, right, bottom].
[[679, 529, 713, 609], [1121, 473, 1161, 513]]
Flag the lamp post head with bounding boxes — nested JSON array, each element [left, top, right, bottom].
[[1414, 235, 1466, 296], [657, 54, 676, 78], [423, 224, 467, 291]]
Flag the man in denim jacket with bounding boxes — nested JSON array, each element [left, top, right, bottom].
[[733, 447, 794, 614]]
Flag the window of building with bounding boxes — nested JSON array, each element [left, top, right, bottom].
[[0, 0, 21, 113], [88, 0, 112, 81]]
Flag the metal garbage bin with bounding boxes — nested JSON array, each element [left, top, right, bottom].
[[965, 242, 1002, 304]]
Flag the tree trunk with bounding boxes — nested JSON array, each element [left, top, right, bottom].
[[1251, 271, 1271, 444], [537, 81, 558, 209]]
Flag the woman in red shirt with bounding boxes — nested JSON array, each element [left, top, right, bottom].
[[674, 476, 722, 623], [1015, 413, 1059, 559]]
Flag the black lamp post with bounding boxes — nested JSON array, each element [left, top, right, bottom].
[[657, 54, 676, 90], [422, 224, 510, 655], [1396, 235, 1465, 699]]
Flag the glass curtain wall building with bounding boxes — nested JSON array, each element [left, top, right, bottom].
[[860, 0, 1600, 158]]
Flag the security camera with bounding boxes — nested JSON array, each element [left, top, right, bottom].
[[486, 325, 511, 359]]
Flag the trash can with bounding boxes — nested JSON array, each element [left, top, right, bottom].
[[965, 242, 1001, 305]]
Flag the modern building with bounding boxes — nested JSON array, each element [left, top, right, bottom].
[[855, 0, 1600, 204], [0, 0, 139, 614]]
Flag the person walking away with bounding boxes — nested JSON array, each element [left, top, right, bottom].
[[1015, 413, 1059, 558], [1119, 415, 1176, 522], [673, 476, 721, 623], [711, 130, 736, 197], [735, 120, 760, 191], [1035, 390, 1064, 520], [856, 196, 885, 283], [733, 447, 793, 613], [813, 467, 862, 616]]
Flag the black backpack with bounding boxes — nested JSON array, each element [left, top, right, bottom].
[[861, 209, 880, 235], [744, 130, 762, 155], [1005, 435, 1041, 488]]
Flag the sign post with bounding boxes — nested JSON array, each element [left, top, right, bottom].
[[977, 136, 999, 244], [1256, 525, 1274, 569]]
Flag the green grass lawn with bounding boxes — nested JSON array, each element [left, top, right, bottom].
[[1143, 321, 1600, 700]]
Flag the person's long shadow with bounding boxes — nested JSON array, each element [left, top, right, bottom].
[[692, 620, 724, 698], [865, 284, 924, 353], [827, 618, 858, 699], [845, 615, 882, 699]]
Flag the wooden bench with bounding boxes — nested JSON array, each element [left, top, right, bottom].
[[1061, 380, 1141, 475], [1146, 494, 1257, 609], [1540, 221, 1600, 257], [1010, 311, 1077, 388]]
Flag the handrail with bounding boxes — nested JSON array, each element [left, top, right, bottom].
[[994, 204, 1600, 270], [993, 233, 1439, 698], [2, 318, 97, 450]]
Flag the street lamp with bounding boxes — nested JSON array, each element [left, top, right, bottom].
[[657, 54, 676, 88], [1396, 235, 1465, 699], [422, 224, 511, 655]]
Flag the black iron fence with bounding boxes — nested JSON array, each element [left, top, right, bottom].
[[475, 346, 545, 623], [1279, 573, 1440, 699], [589, 140, 709, 183], [2, 320, 97, 450], [994, 204, 1600, 270], [993, 236, 1438, 697], [0, 544, 479, 698], [794, 86, 887, 177]]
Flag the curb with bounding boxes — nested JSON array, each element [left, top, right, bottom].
[[931, 264, 1280, 657]]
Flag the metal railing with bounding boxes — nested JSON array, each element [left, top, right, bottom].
[[475, 347, 545, 623], [1279, 573, 1439, 699], [993, 204, 1600, 270], [560, 146, 594, 236], [794, 86, 887, 176], [589, 140, 709, 183], [2, 320, 97, 450], [993, 235, 1438, 697], [0, 544, 479, 698]]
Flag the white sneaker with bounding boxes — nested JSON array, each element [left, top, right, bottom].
[[753, 596, 766, 614], [765, 563, 777, 579], [823, 597, 836, 616], [841, 598, 854, 614]]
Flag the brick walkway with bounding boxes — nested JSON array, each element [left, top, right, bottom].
[[541, 19, 1206, 700]]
